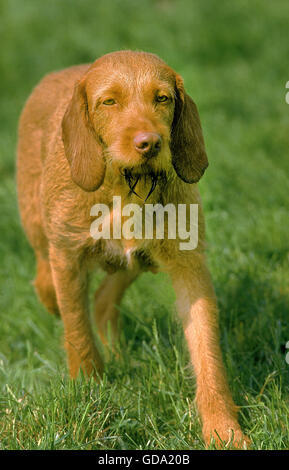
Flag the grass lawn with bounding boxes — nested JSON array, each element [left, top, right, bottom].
[[0, 0, 288, 450]]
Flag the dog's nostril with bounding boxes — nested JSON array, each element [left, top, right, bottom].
[[134, 132, 162, 156], [139, 140, 150, 150], [155, 140, 161, 150]]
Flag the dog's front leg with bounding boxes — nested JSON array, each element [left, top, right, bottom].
[[49, 245, 103, 379], [167, 254, 249, 448]]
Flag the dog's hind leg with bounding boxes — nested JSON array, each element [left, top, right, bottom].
[[34, 255, 60, 316], [94, 270, 139, 346]]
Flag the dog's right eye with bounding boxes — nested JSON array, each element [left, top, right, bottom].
[[156, 95, 169, 103], [102, 98, 116, 105]]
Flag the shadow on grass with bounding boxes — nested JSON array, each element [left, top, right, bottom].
[[214, 266, 289, 401]]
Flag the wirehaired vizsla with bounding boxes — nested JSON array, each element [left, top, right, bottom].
[[17, 50, 249, 448]]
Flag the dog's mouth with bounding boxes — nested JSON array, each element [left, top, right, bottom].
[[120, 167, 166, 201]]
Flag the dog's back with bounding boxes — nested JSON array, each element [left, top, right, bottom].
[[17, 64, 89, 251]]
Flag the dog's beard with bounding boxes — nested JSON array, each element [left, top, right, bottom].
[[120, 167, 165, 201]]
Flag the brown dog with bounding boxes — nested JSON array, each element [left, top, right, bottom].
[[17, 50, 249, 448]]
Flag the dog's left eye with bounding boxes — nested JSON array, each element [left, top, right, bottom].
[[103, 98, 116, 105], [156, 95, 169, 103]]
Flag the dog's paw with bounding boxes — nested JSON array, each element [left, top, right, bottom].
[[203, 423, 251, 449]]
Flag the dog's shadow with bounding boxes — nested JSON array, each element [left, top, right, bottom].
[[215, 266, 289, 406], [115, 265, 289, 402]]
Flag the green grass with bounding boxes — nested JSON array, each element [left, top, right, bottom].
[[0, 0, 289, 450]]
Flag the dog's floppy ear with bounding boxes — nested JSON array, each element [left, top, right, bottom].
[[170, 75, 208, 183], [62, 79, 106, 191]]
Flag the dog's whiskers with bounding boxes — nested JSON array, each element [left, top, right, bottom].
[[129, 173, 141, 197], [145, 174, 158, 201], [120, 168, 160, 201], [125, 169, 141, 198]]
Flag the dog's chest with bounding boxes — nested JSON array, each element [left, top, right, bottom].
[[87, 190, 162, 273], [87, 237, 158, 274]]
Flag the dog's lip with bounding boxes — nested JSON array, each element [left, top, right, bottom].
[[120, 161, 164, 176], [121, 170, 166, 182]]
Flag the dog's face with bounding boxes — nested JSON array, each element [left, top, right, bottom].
[[87, 58, 175, 174], [62, 51, 208, 192]]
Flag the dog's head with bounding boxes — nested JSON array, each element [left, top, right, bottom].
[[62, 50, 208, 192]]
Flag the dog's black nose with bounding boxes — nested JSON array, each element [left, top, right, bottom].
[[134, 132, 162, 158]]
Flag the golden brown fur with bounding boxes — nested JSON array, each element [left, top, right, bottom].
[[17, 50, 249, 448]]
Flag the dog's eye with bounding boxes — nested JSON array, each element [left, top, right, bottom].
[[103, 98, 116, 105], [156, 95, 169, 103]]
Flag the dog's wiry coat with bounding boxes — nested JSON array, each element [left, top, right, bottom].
[[17, 50, 249, 448]]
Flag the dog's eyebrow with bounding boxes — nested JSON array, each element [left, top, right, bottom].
[[93, 75, 174, 101], [155, 87, 175, 98], [149, 79, 175, 98], [92, 83, 124, 102]]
